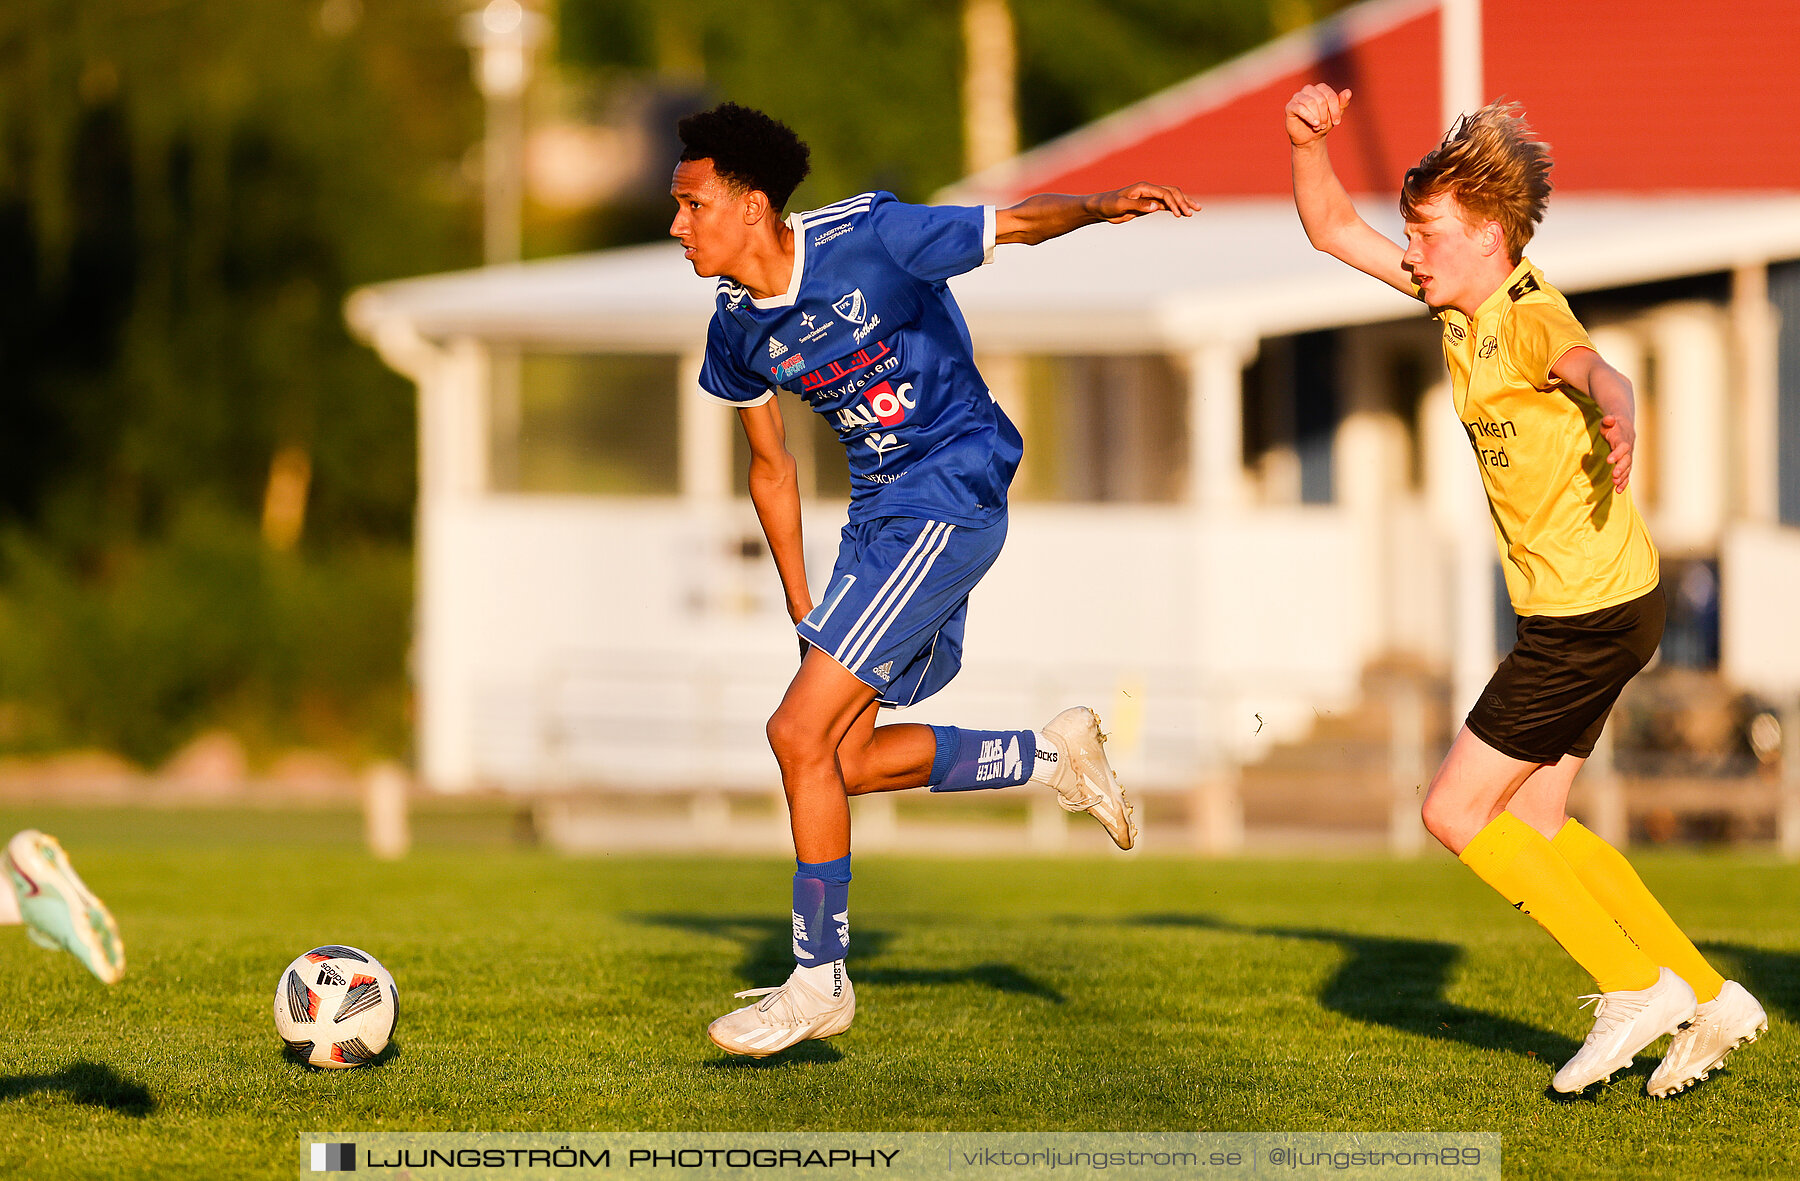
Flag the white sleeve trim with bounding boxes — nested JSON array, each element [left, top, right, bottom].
[[697, 385, 775, 408], [981, 206, 997, 265]]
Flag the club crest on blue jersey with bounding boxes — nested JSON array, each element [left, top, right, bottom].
[[696, 191, 1021, 527], [833, 289, 867, 322]]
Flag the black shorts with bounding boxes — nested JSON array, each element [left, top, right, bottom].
[[1465, 584, 1665, 764]]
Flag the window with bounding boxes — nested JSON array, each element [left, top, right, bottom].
[[1013, 355, 1187, 503], [491, 352, 680, 495]]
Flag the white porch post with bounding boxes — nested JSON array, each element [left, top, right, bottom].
[[1185, 338, 1253, 852], [1421, 372, 1494, 716], [1440, 0, 1483, 128], [416, 336, 491, 791], [1650, 303, 1730, 552], [1733, 263, 1781, 524], [678, 351, 733, 504], [1187, 337, 1254, 510]]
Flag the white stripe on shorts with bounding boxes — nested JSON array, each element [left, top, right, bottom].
[[832, 522, 945, 670], [838, 521, 956, 673]]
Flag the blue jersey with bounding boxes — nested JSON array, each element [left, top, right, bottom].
[[698, 191, 1022, 527]]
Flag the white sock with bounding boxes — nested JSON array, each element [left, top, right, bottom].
[[1028, 733, 1061, 786], [795, 959, 849, 998]]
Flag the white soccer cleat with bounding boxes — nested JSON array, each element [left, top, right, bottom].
[[707, 963, 855, 1058], [1647, 979, 1767, 1098], [1041, 707, 1137, 850], [1552, 967, 1696, 1093], [4, 829, 125, 984]]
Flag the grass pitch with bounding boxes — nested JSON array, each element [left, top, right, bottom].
[[2, 805, 1797, 1179]]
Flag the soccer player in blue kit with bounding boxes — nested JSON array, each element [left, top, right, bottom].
[[671, 103, 1198, 1057]]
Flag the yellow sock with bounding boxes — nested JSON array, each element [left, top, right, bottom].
[[1552, 818, 1725, 1003], [1458, 812, 1659, 994]]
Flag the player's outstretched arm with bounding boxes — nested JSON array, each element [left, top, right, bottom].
[[1287, 84, 1412, 294], [1551, 347, 1638, 493], [738, 400, 813, 622], [994, 183, 1199, 246]]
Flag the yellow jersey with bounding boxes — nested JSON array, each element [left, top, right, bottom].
[[1435, 258, 1659, 616]]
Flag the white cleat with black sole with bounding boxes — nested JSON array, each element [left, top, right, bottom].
[[1553, 967, 1696, 1094], [1040, 707, 1137, 850], [1647, 979, 1767, 1097], [707, 962, 855, 1059]]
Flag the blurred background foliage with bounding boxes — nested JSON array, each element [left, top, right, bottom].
[[0, 0, 1338, 769]]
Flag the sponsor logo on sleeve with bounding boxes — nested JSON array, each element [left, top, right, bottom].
[[774, 354, 807, 380], [1507, 273, 1541, 301]]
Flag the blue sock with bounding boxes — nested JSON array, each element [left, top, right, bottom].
[[927, 726, 1037, 791], [792, 855, 850, 966]]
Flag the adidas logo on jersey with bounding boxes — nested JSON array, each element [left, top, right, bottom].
[[872, 661, 893, 682], [767, 337, 788, 359]]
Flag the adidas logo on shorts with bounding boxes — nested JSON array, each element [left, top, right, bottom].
[[873, 661, 893, 682]]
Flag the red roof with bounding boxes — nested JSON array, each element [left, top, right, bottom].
[[964, 0, 1800, 201]]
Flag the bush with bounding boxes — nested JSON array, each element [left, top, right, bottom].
[[0, 507, 410, 768]]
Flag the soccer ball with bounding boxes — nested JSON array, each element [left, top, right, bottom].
[[272, 945, 399, 1069]]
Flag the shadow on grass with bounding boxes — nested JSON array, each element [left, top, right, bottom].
[[636, 914, 1063, 1002], [703, 1040, 847, 1071], [1704, 942, 1800, 1023], [1134, 913, 1580, 1063], [0, 1061, 155, 1116]]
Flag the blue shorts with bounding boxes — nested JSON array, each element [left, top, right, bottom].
[[798, 515, 1007, 707]]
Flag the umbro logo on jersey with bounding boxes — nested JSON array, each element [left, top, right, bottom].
[[873, 661, 893, 682], [1447, 322, 1466, 342], [767, 337, 789, 358]]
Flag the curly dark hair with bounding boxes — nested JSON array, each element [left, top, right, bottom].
[[677, 102, 811, 213]]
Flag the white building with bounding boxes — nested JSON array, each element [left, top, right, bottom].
[[347, 0, 1800, 847]]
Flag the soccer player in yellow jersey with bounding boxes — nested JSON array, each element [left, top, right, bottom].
[[1285, 84, 1766, 1096]]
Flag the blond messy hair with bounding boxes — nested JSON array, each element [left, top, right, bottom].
[[1401, 100, 1551, 262]]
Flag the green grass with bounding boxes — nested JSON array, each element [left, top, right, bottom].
[[2, 806, 1798, 1179]]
